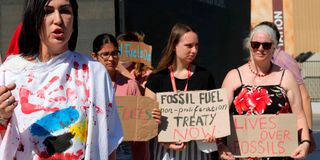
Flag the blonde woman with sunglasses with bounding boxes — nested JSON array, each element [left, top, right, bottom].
[[221, 23, 310, 160]]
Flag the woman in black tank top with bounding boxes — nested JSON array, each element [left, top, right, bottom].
[[221, 23, 310, 160]]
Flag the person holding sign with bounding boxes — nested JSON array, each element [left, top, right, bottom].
[[117, 32, 153, 94], [222, 23, 311, 159], [0, 0, 123, 159], [91, 33, 149, 160], [257, 21, 316, 154], [145, 23, 233, 160]]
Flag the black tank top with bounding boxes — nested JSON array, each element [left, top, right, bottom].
[[230, 69, 291, 115]]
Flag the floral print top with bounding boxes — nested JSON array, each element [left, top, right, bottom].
[[230, 69, 291, 115]]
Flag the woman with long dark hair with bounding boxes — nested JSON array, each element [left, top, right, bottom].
[[0, 0, 122, 159]]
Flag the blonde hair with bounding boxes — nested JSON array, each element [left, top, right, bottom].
[[244, 25, 278, 50]]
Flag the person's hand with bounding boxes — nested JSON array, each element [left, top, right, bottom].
[[160, 141, 187, 151], [152, 108, 161, 124], [291, 141, 310, 159], [218, 143, 235, 160], [0, 83, 17, 119], [202, 135, 216, 143]]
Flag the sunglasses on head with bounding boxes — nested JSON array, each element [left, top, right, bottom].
[[250, 41, 273, 50]]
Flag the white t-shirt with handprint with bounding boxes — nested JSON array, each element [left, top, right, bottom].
[[0, 51, 123, 160]]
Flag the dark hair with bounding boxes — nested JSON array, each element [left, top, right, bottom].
[[92, 33, 118, 54], [19, 0, 78, 56], [257, 21, 280, 44], [117, 32, 145, 42], [155, 23, 197, 73]]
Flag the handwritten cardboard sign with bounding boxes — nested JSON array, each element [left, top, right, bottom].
[[116, 96, 158, 141], [156, 88, 230, 142], [227, 114, 298, 158], [118, 41, 152, 67]]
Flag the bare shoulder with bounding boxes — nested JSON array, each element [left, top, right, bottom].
[[282, 69, 296, 82], [281, 69, 299, 90], [225, 68, 238, 78], [224, 64, 247, 80], [222, 67, 242, 88]]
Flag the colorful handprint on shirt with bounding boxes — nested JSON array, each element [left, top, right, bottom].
[[18, 61, 91, 158]]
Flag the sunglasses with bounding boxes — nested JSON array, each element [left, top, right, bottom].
[[250, 41, 273, 50]]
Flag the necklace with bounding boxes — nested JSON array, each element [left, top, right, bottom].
[[248, 61, 272, 77]]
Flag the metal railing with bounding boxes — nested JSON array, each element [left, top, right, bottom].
[[301, 61, 320, 77], [303, 76, 320, 102], [300, 61, 320, 102]]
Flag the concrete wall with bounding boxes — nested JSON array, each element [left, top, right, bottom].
[[0, 0, 23, 59]]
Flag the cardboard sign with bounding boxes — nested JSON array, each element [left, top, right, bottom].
[[118, 41, 152, 67], [156, 89, 230, 142], [227, 114, 298, 158], [116, 96, 158, 141]]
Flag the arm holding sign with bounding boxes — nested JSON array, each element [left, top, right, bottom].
[[220, 70, 241, 160], [145, 87, 187, 151], [281, 70, 310, 159], [222, 69, 241, 108], [217, 142, 235, 160], [259, 21, 316, 153], [299, 84, 316, 153], [145, 88, 161, 124]]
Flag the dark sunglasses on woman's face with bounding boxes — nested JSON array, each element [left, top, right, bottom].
[[250, 41, 273, 50]]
